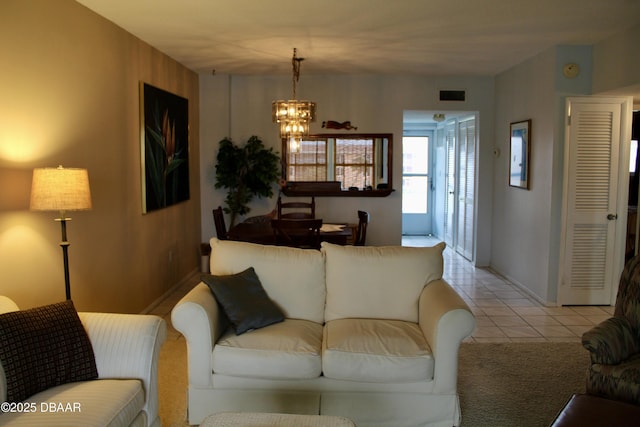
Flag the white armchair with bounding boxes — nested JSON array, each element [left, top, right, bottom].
[[0, 296, 166, 427]]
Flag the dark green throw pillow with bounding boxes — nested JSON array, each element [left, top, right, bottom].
[[202, 267, 285, 335], [0, 300, 98, 402]]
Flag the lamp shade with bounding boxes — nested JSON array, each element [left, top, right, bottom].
[[30, 166, 92, 212]]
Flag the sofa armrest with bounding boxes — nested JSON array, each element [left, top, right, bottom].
[[418, 279, 475, 393], [582, 316, 640, 365], [78, 312, 166, 427], [171, 282, 226, 388]]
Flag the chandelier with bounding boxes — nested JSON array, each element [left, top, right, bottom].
[[272, 48, 316, 153]]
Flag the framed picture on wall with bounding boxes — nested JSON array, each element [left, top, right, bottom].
[[509, 119, 531, 190], [140, 82, 190, 213]]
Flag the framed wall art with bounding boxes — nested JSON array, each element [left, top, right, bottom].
[[509, 119, 531, 190], [140, 82, 190, 213]]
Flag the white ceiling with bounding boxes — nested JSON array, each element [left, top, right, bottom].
[[76, 0, 640, 77]]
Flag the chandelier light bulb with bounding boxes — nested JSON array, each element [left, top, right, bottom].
[[272, 48, 317, 148]]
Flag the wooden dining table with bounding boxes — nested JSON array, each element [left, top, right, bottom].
[[227, 220, 353, 246]]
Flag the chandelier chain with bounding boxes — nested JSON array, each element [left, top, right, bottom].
[[292, 47, 303, 99]]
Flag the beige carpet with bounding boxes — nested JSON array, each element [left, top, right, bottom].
[[158, 331, 190, 427], [158, 338, 590, 427], [458, 342, 589, 427]]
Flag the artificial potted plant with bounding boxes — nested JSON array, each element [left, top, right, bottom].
[[214, 135, 281, 227]]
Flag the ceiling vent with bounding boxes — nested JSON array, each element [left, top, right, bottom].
[[439, 90, 466, 102]]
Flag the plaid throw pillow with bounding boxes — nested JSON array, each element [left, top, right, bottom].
[[0, 300, 98, 402]]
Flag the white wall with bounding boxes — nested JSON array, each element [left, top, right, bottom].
[[491, 48, 558, 303], [200, 74, 495, 258]]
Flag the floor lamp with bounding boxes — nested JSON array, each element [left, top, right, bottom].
[[30, 166, 92, 300]]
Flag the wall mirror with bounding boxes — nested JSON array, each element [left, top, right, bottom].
[[281, 133, 393, 197]]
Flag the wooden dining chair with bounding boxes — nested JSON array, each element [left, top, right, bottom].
[[212, 206, 228, 240], [354, 210, 370, 246], [277, 196, 315, 219], [271, 218, 322, 249]]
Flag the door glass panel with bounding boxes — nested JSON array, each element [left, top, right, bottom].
[[403, 137, 429, 174], [402, 176, 428, 213], [402, 136, 430, 215]]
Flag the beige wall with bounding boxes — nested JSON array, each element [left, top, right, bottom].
[[0, 0, 201, 312]]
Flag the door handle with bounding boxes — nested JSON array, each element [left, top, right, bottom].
[[607, 214, 618, 220]]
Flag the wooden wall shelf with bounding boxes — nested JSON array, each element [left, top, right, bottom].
[[282, 188, 394, 197]]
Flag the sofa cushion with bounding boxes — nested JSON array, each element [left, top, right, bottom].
[[202, 267, 285, 335], [213, 319, 323, 379], [322, 242, 445, 322], [0, 300, 98, 402], [322, 318, 434, 383], [0, 379, 144, 427], [209, 238, 326, 323]]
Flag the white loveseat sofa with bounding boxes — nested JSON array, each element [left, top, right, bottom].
[[0, 296, 166, 427], [172, 238, 475, 427]]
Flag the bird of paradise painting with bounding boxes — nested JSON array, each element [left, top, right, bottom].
[[140, 82, 190, 213]]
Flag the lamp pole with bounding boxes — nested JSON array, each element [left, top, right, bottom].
[[57, 213, 72, 300]]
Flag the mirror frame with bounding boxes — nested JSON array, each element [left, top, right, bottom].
[[281, 133, 394, 197]]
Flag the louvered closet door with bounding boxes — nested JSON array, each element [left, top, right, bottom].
[[456, 118, 476, 261], [560, 101, 622, 305], [444, 123, 456, 247]]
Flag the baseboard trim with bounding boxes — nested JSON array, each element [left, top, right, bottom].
[[140, 267, 200, 314]]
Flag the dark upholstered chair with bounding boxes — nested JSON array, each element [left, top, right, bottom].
[[277, 196, 315, 219], [582, 254, 640, 406], [212, 206, 228, 240], [354, 210, 370, 246]]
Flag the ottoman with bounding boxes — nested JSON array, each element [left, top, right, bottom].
[[201, 412, 356, 427], [549, 393, 640, 427]]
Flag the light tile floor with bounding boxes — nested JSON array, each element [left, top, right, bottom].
[[402, 235, 614, 343], [151, 237, 615, 344]]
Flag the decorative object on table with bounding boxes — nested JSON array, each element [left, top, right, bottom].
[[322, 120, 358, 130], [140, 82, 189, 213], [509, 119, 531, 189], [214, 135, 280, 227], [272, 48, 316, 154], [30, 166, 92, 300]]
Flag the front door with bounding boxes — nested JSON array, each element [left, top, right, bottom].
[[402, 135, 432, 235]]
